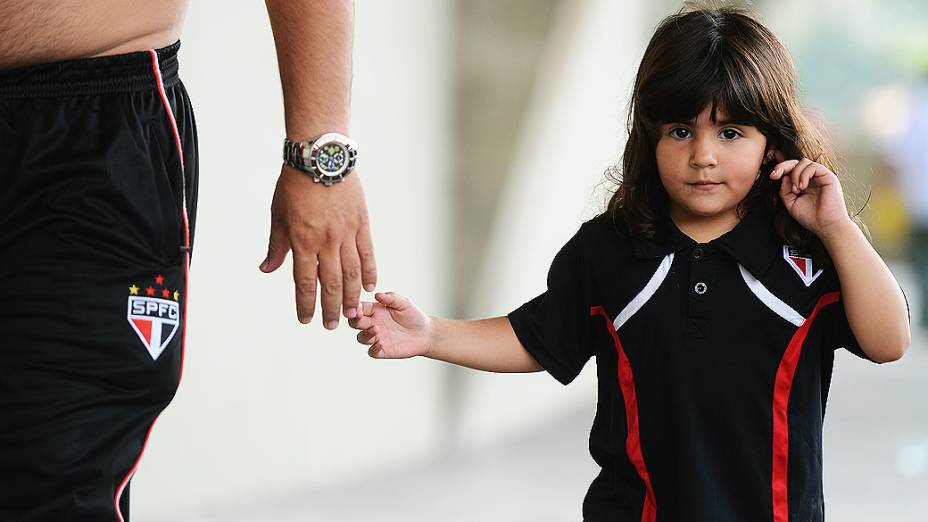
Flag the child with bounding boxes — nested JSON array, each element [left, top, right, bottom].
[[348, 6, 910, 521]]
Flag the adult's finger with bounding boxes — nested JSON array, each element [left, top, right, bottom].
[[348, 315, 374, 330], [348, 302, 375, 329], [357, 223, 377, 292], [292, 249, 319, 324], [318, 247, 343, 330], [260, 223, 291, 273], [341, 243, 363, 319]]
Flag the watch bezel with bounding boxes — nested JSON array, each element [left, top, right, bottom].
[[298, 133, 358, 186]]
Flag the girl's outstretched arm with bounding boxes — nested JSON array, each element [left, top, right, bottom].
[[771, 155, 910, 362], [347, 292, 544, 373]]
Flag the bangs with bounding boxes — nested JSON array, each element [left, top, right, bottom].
[[640, 51, 766, 131], [635, 11, 782, 136]]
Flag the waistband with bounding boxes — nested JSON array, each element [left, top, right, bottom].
[[0, 40, 181, 100]]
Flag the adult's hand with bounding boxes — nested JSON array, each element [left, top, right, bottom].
[[260, 165, 376, 328]]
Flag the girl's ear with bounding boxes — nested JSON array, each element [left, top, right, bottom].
[[760, 148, 781, 178], [764, 149, 780, 164]]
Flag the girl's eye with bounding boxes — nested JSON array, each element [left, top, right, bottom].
[[670, 127, 691, 139], [720, 128, 742, 140]]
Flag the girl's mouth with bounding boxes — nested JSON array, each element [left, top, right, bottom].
[[689, 181, 722, 190]]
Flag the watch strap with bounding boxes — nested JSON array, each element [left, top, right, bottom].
[[282, 138, 304, 170], [282, 133, 358, 187]]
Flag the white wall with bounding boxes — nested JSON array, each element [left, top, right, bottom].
[[134, 0, 453, 517], [459, 0, 652, 447]]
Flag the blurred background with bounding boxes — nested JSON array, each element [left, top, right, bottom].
[[133, 0, 928, 520]]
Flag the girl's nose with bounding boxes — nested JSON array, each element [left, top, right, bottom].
[[689, 135, 718, 169]]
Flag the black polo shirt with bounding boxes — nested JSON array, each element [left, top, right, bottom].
[[508, 207, 871, 522]]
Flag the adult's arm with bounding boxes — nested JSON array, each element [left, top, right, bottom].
[[261, 0, 377, 329]]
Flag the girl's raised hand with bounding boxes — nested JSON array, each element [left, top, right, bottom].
[[347, 292, 432, 359], [769, 151, 851, 237]]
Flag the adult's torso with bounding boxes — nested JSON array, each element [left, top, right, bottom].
[[0, 0, 188, 70]]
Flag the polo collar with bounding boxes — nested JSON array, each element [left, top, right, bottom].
[[712, 205, 781, 277], [632, 211, 696, 259], [633, 205, 781, 278]]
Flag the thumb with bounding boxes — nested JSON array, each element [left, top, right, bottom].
[[779, 175, 796, 199], [374, 292, 408, 311], [260, 224, 290, 273]]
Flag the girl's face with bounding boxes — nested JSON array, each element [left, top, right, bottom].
[[656, 105, 769, 227]]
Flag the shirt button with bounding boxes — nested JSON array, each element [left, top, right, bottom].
[[693, 248, 704, 260], [694, 282, 708, 295]]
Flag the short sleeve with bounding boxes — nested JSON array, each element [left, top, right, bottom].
[[507, 229, 594, 385], [821, 297, 866, 360], [818, 268, 910, 361]]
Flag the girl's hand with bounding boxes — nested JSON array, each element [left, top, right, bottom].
[[769, 151, 852, 238], [347, 292, 432, 359]]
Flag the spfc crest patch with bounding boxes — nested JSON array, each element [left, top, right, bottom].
[[127, 275, 181, 360], [783, 245, 823, 287]]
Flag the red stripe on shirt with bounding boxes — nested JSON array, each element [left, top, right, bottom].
[[591, 306, 657, 522], [771, 291, 840, 522]]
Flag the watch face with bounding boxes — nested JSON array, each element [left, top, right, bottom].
[[316, 142, 348, 176]]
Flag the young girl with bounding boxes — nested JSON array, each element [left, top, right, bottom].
[[348, 6, 909, 521]]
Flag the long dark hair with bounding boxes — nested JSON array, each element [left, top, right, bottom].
[[606, 3, 860, 262]]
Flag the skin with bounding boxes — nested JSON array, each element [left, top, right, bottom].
[[655, 106, 770, 243], [261, 0, 377, 330], [1, 0, 376, 329], [0, 0, 188, 69], [770, 152, 910, 362], [350, 105, 909, 366]]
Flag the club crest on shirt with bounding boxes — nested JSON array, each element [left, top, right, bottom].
[[126, 275, 181, 360], [783, 245, 823, 287]]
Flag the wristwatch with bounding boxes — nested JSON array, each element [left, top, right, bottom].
[[282, 132, 358, 186]]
